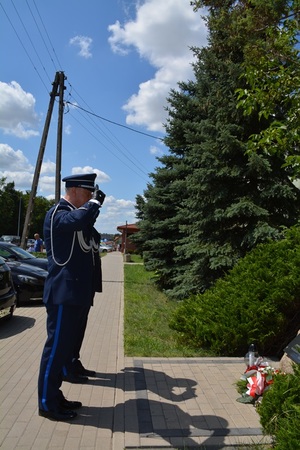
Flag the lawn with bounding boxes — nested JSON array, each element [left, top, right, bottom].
[[124, 257, 211, 357]]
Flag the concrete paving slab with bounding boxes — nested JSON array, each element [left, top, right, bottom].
[[0, 252, 276, 449]]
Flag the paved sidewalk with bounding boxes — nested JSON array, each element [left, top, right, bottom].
[[0, 252, 276, 449]]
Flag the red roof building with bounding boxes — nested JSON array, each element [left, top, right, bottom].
[[116, 223, 139, 253]]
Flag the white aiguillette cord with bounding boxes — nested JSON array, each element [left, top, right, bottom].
[[50, 203, 98, 267]]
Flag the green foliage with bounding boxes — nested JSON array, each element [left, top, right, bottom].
[[235, 0, 300, 178], [32, 252, 47, 258], [124, 263, 209, 357], [257, 364, 300, 449], [169, 225, 300, 356], [0, 178, 54, 240], [132, 162, 191, 292], [22, 192, 55, 239], [134, 0, 300, 301], [0, 179, 21, 236]]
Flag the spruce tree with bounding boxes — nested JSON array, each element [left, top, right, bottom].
[[135, 0, 300, 299], [174, 0, 300, 298], [132, 79, 205, 291]]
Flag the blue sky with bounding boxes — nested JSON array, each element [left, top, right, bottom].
[[0, 0, 207, 234]]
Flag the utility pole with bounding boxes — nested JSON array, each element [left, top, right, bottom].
[[20, 71, 65, 249], [55, 72, 66, 202]]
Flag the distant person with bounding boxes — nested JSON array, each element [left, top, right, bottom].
[[34, 233, 44, 252]]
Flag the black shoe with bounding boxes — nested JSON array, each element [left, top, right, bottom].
[[62, 373, 89, 384], [72, 359, 96, 377], [39, 408, 77, 421], [60, 398, 82, 409]]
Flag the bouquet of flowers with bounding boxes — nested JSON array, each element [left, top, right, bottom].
[[235, 358, 282, 404]]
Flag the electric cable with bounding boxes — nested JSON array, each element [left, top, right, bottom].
[[31, 0, 63, 71], [0, 2, 49, 93], [1, 0, 166, 184], [65, 81, 159, 177], [66, 101, 163, 141], [65, 88, 153, 176], [67, 107, 150, 177], [10, 0, 52, 85], [26, 0, 61, 73], [67, 109, 149, 182], [66, 82, 165, 173]]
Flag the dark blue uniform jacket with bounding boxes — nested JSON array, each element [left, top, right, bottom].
[[43, 198, 102, 306]]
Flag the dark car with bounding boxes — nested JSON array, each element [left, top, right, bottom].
[[0, 256, 17, 320], [4, 259, 48, 306], [0, 235, 20, 245], [0, 242, 48, 271]]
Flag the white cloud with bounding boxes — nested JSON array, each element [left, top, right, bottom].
[[41, 160, 56, 174], [69, 35, 93, 58], [0, 143, 33, 171], [64, 124, 72, 135], [0, 143, 55, 193], [0, 144, 135, 233], [0, 152, 111, 196], [70, 165, 111, 184], [108, 0, 207, 132], [0, 169, 33, 192], [149, 145, 163, 156], [37, 175, 56, 196], [95, 195, 137, 233], [0, 81, 39, 138]]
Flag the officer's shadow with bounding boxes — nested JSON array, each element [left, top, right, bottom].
[[68, 367, 230, 448], [90, 366, 197, 401], [73, 400, 229, 449]]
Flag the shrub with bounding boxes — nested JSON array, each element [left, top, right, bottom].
[[169, 225, 300, 356], [257, 364, 300, 449]]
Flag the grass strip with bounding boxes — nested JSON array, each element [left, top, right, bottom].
[[124, 259, 209, 357]]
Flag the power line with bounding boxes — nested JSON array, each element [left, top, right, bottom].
[[67, 109, 149, 182], [66, 101, 164, 141], [31, 0, 63, 71], [65, 83, 155, 175], [10, 0, 52, 85], [1, 1, 165, 182], [2, 0, 165, 146], [0, 2, 49, 92], [64, 96, 148, 179], [25, 0, 59, 73]]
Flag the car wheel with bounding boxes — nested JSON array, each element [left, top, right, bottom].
[[1, 308, 14, 321]]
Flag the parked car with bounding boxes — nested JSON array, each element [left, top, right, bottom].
[[0, 256, 17, 320], [100, 244, 113, 253], [4, 259, 48, 306], [0, 235, 20, 245], [0, 242, 48, 271]]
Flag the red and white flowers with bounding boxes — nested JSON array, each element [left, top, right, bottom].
[[236, 360, 282, 404]]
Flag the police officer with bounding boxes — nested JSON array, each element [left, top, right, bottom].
[[38, 173, 105, 421]]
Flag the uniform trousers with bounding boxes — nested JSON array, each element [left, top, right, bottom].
[[73, 305, 90, 359], [38, 303, 89, 411], [63, 305, 91, 375]]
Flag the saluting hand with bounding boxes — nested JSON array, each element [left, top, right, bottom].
[[93, 188, 106, 206]]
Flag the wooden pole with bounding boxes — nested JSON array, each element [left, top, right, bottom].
[[55, 72, 66, 203], [20, 72, 60, 249]]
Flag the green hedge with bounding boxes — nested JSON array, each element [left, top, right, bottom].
[[257, 364, 300, 449], [169, 225, 300, 356]]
